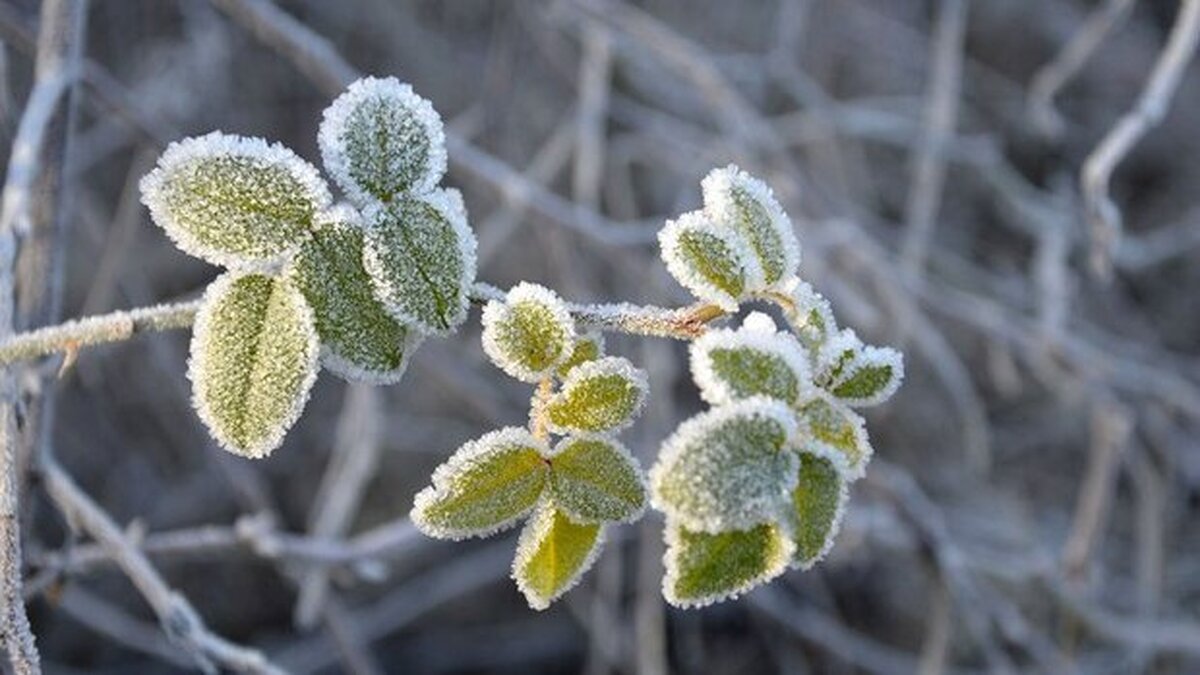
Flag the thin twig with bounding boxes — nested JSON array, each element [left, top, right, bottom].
[[293, 384, 382, 629], [900, 0, 967, 278], [39, 455, 287, 674], [0, 299, 200, 367], [1028, 0, 1138, 138], [1082, 0, 1200, 278]]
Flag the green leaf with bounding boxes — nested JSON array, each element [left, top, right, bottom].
[[318, 76, 447, 204], [411, 428, 550, 539], [787, 451, 848, 569], [545, 357, 648, 434], [779, 279, 837, 351], [649, 399, 798, 532], [513, 505, 604, 610], [363, 188, 477, 334], [287, 206, 418, 383], [701, 164, 799, 289], [798, 396, 871, 479], [556, 332, 604, 379], [815, 329, 862, 387], [550, 437, 646, 523], [690, 312, 813, 406], [141, 132, 330, 267], [189, 271, 319, 458], [828, 345, 904, 407], [662, 521, 793, 608], [659, 211, 751, 311], [481, 283, 576, 382]]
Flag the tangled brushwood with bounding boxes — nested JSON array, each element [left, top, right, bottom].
[[140, 76, 903, 610]]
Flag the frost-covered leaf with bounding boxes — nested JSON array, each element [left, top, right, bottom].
[[141, 132, 330, 267], [556, 332, 604, 379], [545, 357, 648, 435], [659, 211, 754, 311], [798, 395, 871, 479], [786, 451, 848, 569], [827, 345, 904, 407], [701, 164, 799, 289], [411, 428, 549, 540], [690, 312, 813, 406], [815, 328, 864, 387], [481, 283, 575, 382], [319, 76, 447, 204], [513, 504, 604, 610], [650, 398, 798, 532], [189, 271, 319, 458], [779, 278, 837, 350], [662, 520, 793, 608], [363, 188, 477, 334], [287, 206, 417, 383], [549, 437, 646, 523]]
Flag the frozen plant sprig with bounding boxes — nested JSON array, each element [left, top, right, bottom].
[[413, 284, 650, 610], [56, 80, 901, 614], [648, 165, 904, 608], [139, 75, 476, 458]]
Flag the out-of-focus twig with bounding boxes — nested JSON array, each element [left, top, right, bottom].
[[294, 384, 382, 629], [900, 0, 967, 279], [1082, 0, 1200, 278], [1061, 400, 1132, 583], [40, 455, 287, 674], [1028, 0, 1137, 138]]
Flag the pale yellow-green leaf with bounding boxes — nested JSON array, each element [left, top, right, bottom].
[[319, 76, 447, 204], [287, 206, 416, 383], [189, 271, 319, 458], [659, 211, 752, 311], [411, 428, 550, 539], [828, 345, 904, 407], [550, 437, 646, 523], [798, 396, 871, 479], [650, 398, 798, 532], [363, 188, 476, 334], [662, 520, 793, 608], [481, 283, 575, 382], [545, 357, 648, 434], [701, 165, 799, 289], [787, 451, 848, 569], [690, 313, 813, 406], [141, 132, 329, 267], [513, 505, 604, 610], [556, 332, 604, 379]]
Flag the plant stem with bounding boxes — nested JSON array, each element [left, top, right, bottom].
[[0, 300, 199, 367], [0, 282, 728, 369]]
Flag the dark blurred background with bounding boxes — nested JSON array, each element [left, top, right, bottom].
[[0, 0, 1198, 673]]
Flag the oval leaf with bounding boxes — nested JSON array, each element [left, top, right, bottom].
[[189, 271, 319, 458], [659, 211, 754, 311], [556, 332, 604, 379], [662, 520, 793, 608], [411, 428, 550, 539], [691, 312, 814, 406], [481, 283, 576, 382], [798, 396, 871, 479], [363, 188, 477, 334], [512, 505, 605, 610], [787, 451, 849, 569], [141, 132, 330, 267], [550, 437, 646, 523], [701, 164, 799, 289], [828, 345, 904, 407], [779, 278, 837, 351], [545, 357, 648, 435], [318, 76, 447, 204], [649, 398, 798, 533], [287, 206, 418, 383]]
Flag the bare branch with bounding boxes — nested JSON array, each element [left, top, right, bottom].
[[1082, 0, 1200, 278]]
